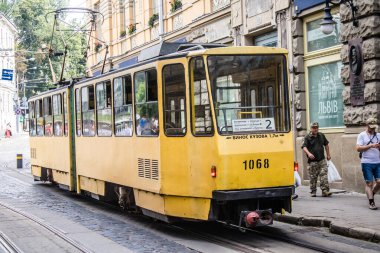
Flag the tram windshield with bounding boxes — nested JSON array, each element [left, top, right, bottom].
[[207, 55, 290, 134]]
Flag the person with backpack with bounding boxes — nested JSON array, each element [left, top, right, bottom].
[[356, 117, 380, 210]]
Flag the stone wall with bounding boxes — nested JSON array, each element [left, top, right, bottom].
[[291, 18, 307, 133], [340, 0, 380, 125], [339, 0, 380, 193]]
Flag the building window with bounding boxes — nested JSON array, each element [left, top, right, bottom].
[[253, 31, 278, 47], [306, 14, 340, 53], [152, 0, 159, 14], [308, 60, 343, 128], [305, 12, 343, 129], [94, 3, 103, 47]]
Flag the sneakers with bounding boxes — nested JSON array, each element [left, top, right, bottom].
[[292, 194, 298, 200], [369, 202, 378, 210], [322, 191, 332, 197], [310, 192, 316, 197]]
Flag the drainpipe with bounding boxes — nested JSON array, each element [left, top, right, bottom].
[[158, 0, 164, 40]]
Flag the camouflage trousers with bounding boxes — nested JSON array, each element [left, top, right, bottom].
[[308, 159, 329, 193]]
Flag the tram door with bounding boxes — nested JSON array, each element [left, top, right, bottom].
[[160, 61, 190, 193], [187, 57, 216, 196], [249, 83, 276, 119]]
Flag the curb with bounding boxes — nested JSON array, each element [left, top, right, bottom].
[[274, 214, 380, 243]]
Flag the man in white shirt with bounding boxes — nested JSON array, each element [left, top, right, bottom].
[[356, 117, 380, 210]]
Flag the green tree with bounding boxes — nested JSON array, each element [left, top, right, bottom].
[[10, 0, 87, 98], [0, 0, 14, 14]]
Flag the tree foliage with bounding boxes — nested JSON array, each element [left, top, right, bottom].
[[5, 0, 87, 98]]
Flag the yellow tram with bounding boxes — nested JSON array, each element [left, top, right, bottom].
[[28, 43, 295, 227]]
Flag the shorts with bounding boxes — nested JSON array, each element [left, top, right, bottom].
[[361, 163, 380, 182]]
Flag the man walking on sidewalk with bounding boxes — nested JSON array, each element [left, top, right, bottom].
[[302, 122, 332, 197], [356, 117, 380, 210]]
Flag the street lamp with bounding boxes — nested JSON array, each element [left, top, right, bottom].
[[320, 0, 358, 35]]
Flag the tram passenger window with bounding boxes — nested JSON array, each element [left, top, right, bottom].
[[163, 64, 186, 136], [43, 96, 53, 136], [52, 94, 63, 136], [75, 89, 81, 136], [35, 99, 44, 136], [82, 85, 95, 136], [134, 69, 159, 136], [190, 57, 213, 136], [96, 81, 112, 136], [63, 92, 68, 136], [29, 101, 36, 136], [114, 75, 133, 136]]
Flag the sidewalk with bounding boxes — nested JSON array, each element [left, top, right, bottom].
[[275, 186, 380, 243]]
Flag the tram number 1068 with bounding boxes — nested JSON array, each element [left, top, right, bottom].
[[243, 159, 269, 170]]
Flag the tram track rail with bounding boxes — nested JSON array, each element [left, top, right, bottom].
[[169, 224, 263, 253], [166, 220, 343, 253], [79, 196, 341, 253], [0, 201, 92, 253], [216, 221, 342, 253], [0, 231, 23, 253]]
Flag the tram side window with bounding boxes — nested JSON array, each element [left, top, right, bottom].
[[190, 57, 213, 136], [82, 85, 95, 136], [96, 81, 112, 136], [35, 99, 44, 136], [114, 75, 133, 136], [43, 96, 53, 136], [29, 101, 36, 136], [52, 94, 63, 136], [134, 69, 159, 136], [75, 89, 81, 136], [163, 64, 186, 136], [63, 92, 68, 136]]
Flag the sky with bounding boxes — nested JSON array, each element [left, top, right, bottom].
[[65, 0, 88, 23]]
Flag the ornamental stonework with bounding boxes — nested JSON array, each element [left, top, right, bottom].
[[212, 0, 230, 11], [173, 14, 183, 30], [151, 25, 159, 40]]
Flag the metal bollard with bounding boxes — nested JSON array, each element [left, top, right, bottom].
[[17, 154, 23, 169]]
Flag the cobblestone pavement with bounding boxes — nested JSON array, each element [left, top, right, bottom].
[[0, 134, 197, 253], [1, 134, 380, 253]]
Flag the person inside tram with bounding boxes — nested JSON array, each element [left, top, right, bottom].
[[151, 115, 159, 134], [137, 114, 151, 135]]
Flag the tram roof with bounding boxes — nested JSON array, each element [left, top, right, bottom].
[[29, 42, 288, 100]]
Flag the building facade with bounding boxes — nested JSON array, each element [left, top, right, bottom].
[[86, 0, 292, 74], [85, 0, 380, 193], [0, 14, 17, 136]]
